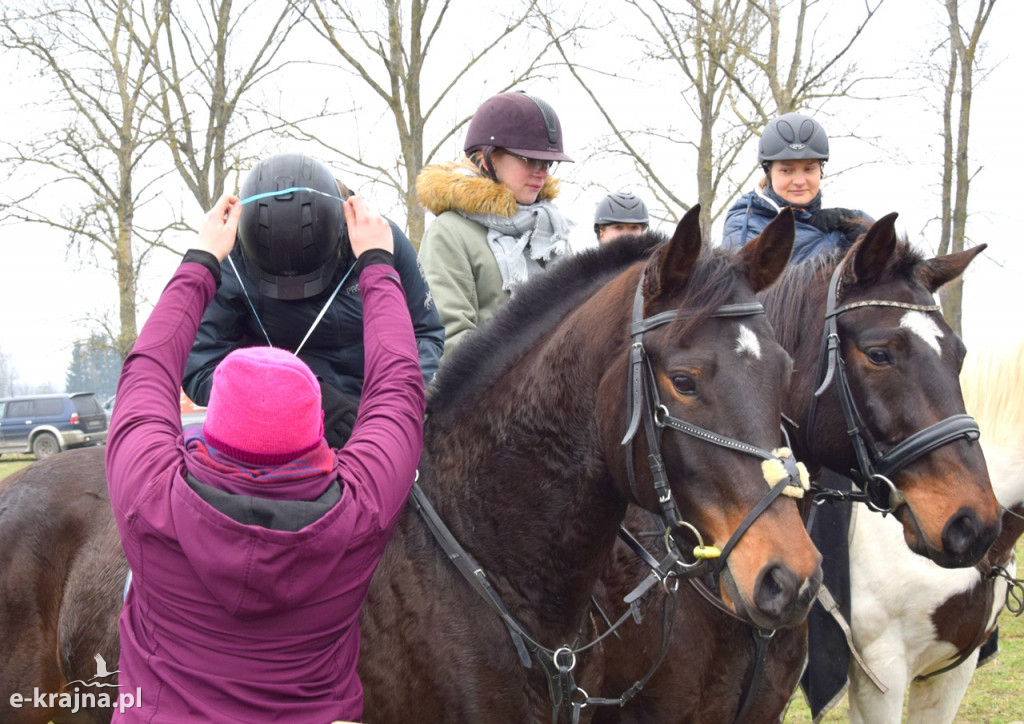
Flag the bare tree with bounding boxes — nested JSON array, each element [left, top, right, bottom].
[[0, 0, 171, 359], [935, 0, 996, 335], [294, 0, 573, 247], [543, 0, 883, 239], [147, 0, 309, 211]]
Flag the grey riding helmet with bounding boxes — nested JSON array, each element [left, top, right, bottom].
[[758, 112, 829, 173], [238, 153, 345, 301], [594, 192, 649, 235], [464, 91, 573, 162]]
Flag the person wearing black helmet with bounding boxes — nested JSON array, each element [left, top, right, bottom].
[[417, 91, 575, 353], [182, 153, 444, 446], [594, 192, 649, 243], [721, 112, 872, 263]]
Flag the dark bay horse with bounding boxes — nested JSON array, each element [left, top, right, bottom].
[[0, 206, 822, 723], [356, 207, 821, 721], [593, 213, 1002, 723]]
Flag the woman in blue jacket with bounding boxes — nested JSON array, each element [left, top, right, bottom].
[[721, 112, 871, 263], [183, 153, 443, 446]]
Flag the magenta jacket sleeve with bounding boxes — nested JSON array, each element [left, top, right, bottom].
[[106, 260, 217, 515], [336, 263, 426, 529]]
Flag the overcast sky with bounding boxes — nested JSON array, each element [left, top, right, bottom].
[[1, 0, 1021, 392]]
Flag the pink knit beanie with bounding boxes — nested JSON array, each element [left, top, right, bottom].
[[202, 347, 325, 465]]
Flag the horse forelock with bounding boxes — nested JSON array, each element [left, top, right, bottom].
[[657, 246, 765, 341], [428, 232, 665, 415]]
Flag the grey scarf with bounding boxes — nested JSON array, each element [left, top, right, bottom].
[[459, 200, 573, 293]]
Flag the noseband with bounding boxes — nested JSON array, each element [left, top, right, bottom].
[[621, 273, 806, 576], [807, 258, 981, 513]]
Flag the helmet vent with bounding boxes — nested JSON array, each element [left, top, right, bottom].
[[522, 92, 559, 147]]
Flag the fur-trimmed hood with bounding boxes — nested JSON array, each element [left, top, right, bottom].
[[416, 157, 560, 218]]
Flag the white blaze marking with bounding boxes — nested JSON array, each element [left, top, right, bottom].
[[900, 310, 943, 356], [735, 324, 762, 360]]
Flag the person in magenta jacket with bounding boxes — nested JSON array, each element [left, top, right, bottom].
[[105, 193, 425, 723]]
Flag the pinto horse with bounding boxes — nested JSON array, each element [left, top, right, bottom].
[[0, 207, 822, 723], [592, 213, 1001, 723], [847, 339, 1024, 723]]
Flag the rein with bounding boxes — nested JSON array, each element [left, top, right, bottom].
[[806, 259, 981, 514], [410, 481, 662, 723]]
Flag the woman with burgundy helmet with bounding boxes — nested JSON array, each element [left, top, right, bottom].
[[721, 111, 872, 264], [106, 193, 425, 722], [417, 90, 574, 353]]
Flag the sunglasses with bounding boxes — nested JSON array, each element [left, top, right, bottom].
[[509, 154, 559, 175]]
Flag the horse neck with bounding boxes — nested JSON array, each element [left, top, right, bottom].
[[763, 264, 834, 468], [422, 294, 632, 634]]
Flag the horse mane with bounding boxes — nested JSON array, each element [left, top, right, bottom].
[[961, 339, 1024, 449], [429, 233, 663, 414], [429, 232, 756, 415]]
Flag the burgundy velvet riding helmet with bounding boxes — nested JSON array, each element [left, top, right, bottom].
[[463, 91, 574, 162]]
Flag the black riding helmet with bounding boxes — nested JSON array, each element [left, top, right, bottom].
[[238, 153, 345, 301]]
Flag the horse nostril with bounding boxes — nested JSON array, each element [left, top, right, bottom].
[[941, 507, 997, 564], [753, 563, 799, 620]]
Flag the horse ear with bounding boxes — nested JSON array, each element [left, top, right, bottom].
[[844, 212, 899, 286], [645, 204, 702, 302], [917, 243, 987, 293], [736, 207, 795, 293]]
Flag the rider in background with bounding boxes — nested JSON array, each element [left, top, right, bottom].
[[182, 153, 442, 446], [594, 191, 649, 244], [106, 194, 424, 723], [417, 91, 575, 354], [721, 112, 872, 263]]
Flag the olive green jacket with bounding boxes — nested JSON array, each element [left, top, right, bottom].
[[416, 158, 560, 354]]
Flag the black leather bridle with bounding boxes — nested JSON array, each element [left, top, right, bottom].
[[621, 273, 807, 576], [806, 258, 981, 513], [409, 269, 811, 723]]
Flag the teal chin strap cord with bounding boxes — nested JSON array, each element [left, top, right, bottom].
[[239, 185, 349, 206], [225, 186, 356, 355]]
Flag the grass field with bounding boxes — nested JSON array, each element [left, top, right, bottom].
[[1, 452, 1021, 721]]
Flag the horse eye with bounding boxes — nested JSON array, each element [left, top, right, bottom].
[[865, 348, 893, 366], [672, 375, 697, 395]]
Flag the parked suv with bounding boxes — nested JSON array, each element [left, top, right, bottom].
[[0, 392, 109, 460]]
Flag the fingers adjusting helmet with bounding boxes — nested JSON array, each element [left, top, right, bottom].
[[464, 91, 573, 162], [594, 192, 649, 233], [238, 153, 344, 300], [758, 112, 829, 166]]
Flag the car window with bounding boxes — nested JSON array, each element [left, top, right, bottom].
[[73, 395, 103, 415], [34, 399, 65, 417], [7, 400, 32, 417]]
